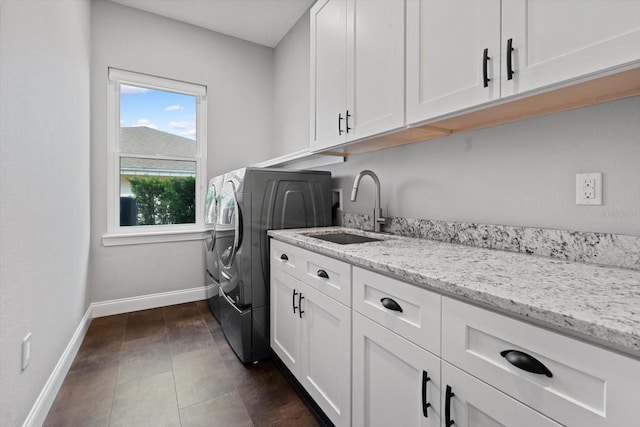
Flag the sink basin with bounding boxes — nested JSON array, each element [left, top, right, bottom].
[[307, 232, 383, 245]]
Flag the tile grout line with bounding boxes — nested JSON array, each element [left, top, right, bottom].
[[107, 313, 128, 427], [165, 305, 185, 427], [194, 302, 255, 426]]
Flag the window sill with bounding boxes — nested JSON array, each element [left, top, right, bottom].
[[102, 229, 209, 247]]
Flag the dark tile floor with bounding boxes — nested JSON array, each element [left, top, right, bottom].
[[44, 301, 320, 427]]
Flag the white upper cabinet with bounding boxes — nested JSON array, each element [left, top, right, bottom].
[[502, 0, 640, 98], [310, 0, 405, 152], [407, 0, 640, 125], [406, 0, 501, 123], [310, 0, 348, 151]]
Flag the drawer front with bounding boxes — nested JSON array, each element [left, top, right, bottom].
[[442, 361, 562, 427], [442, 297, 640, 427], [297, 246, 352, 307], [353, 267, 441, 356], [270, 239, 300, 277]]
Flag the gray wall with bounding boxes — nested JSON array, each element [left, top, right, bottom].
[[327, 96, 640, 235], [90, 0, 274, 303], [273, 10, 311, 156], [0, 0, 91, 424], [274, 13, 640, 236]]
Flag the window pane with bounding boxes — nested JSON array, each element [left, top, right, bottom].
[[120, 84, 197, 157], [120, 158, 196, 226]]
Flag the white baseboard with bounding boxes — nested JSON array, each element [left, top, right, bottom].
[[22, 285, 213, 426], [91, 284, 213, 317], [22, 306, 93, 427]]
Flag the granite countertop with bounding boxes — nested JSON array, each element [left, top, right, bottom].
[[268, 227, 640, 359]]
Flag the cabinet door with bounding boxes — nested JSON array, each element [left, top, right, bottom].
[[270, 268, 301, 374], [310, 0, 348, 152], [346, 0, 405, 140], [502, 0, 640, 97], [352, 312, 441, 427], [442, 362, 562, 427], [406, 0, 500, 123], [298, 283, 352, 427]]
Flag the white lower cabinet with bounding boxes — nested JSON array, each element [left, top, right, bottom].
[[442, 296, 640, 427], [271, 241, 639, 427], [270, 267, 351, 427], [441, 361, 562, 427], [352, 312, 441, 427], [271, 267, 301, 370]]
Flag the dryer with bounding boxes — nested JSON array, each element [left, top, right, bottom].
[[215, 167, 332, 363]]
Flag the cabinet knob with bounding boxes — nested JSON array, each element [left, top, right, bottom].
[[500, 349, 553, 377], [380, 297, 403, 313], [317, 269, 329, 279], [280, 253, 289, 261]]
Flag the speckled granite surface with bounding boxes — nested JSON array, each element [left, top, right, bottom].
[[268, 227, 640, 358], [343, 213, 640, 270]]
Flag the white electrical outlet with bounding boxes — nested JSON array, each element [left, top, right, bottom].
[[576, 172, 602, 205], [22, 333, 32, 370]]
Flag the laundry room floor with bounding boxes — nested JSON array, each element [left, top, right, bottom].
[[43, 301, 320, 426]]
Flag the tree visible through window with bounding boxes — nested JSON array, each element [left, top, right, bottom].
[[109, 69, 206, 231]]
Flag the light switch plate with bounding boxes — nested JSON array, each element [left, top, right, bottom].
[[576, 172, 602, 205]]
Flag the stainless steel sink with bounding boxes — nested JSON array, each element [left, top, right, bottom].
[[307, 232, 383, 245]]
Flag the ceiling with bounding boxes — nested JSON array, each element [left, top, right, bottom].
[[109, 0, 315, 48]]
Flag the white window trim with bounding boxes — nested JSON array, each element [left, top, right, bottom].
[[104, 68, 207, 246]]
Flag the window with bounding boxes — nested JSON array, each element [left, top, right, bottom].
[[105, 69, 207, 245]]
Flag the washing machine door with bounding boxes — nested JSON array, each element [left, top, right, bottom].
[[216, 177, 247, 307], [204, 178, 219, 226], [204, 177, 222, 281]]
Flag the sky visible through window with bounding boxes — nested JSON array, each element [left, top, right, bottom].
[[120, 84, 197, 140]]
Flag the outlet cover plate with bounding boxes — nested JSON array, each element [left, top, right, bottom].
[[576, 172, 602, 205]]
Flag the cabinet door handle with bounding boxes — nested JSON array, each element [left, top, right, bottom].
[[298, 293, 305, 318], [445, 385, 455, 426], [338, 113, 344, 135], [280, 253, 289, 261], [317, 269, 329, 279], [421, 371, 431, 418], [380, 297, 403, 313], [506, 38, 515, 80], [500, 349, 553, 377], [482, 48, 491, 88], [345, 110, 351, 133], [292, 289, 298, 314]]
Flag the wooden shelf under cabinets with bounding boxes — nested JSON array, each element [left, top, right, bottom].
[[321, 67, 640, 157]]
